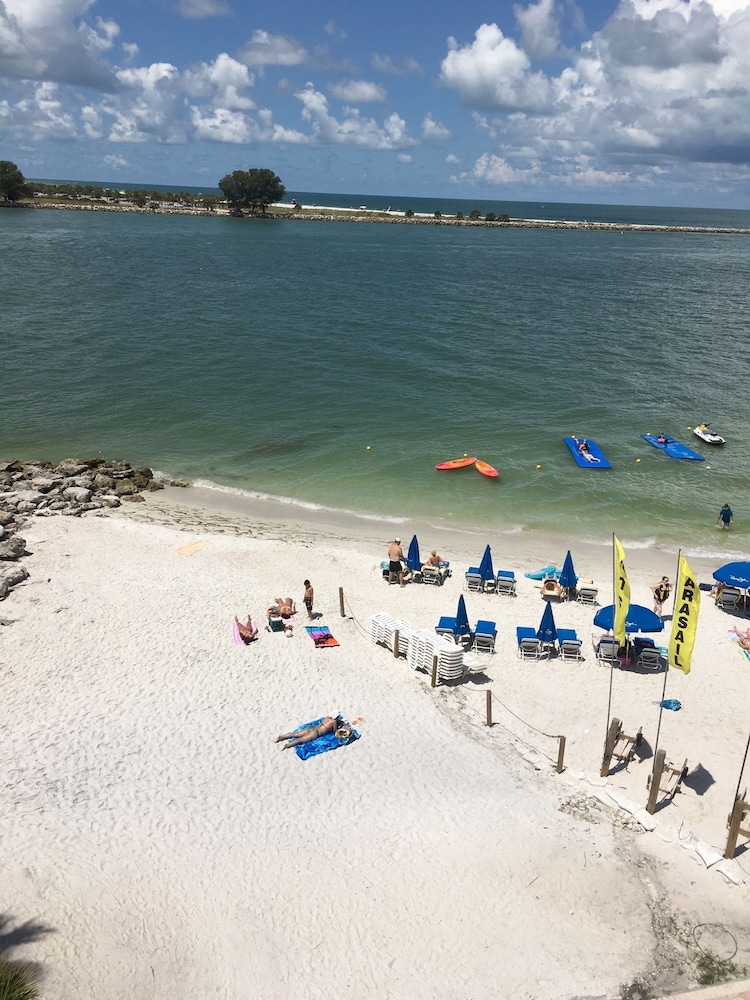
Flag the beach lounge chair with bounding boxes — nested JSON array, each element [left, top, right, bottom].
[[557, 628, 583, 661], [577, 585, 599, 606], [595, 636, 620, 664], [421, 565, 444, 586], [464, 571, 483, 593], [472, 620, 496, 654], [516, 626, 546, 660], [716, 586, 742, 612], [496, 570, 517, 596], [636, 646, 662, 671], [436, 616, 467, 644], [483, 576, 497, 594]]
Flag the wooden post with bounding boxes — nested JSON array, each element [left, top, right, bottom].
[[646, 748, 666, 814], [338, 587, 345, 617], [556, 736, 566, 774], [600, 717, 621, 777], [485, 690, 492, 727], [393, 629, 400, 658], [724, 796, 749, 859], [431, 655, 438, 688]]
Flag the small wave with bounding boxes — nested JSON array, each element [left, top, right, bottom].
[[191, 478, 408, 523]]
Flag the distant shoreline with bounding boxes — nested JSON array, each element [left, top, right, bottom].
[[5, 199, 750, 235]]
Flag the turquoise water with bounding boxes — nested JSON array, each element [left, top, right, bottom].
[[3, 205, 750, 556]]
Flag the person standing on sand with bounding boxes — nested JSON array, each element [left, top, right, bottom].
[[303, 579, 314, 620], [717, 503, 733, 530], [651, 576, 671, 617], [388, 538, 405, 587]]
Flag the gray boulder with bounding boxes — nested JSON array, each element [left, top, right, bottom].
[[0, 536, 26, 560], [115, 479, 136, 496], [63, 486, 93, 503]]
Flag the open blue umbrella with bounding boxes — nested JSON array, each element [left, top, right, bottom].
[[713, 562, 750, 589], [558, 550, 577, 590], [455, 594, 471, 636], [405, 534, 421, 573], [536, 601, 558, 643], [478, 544, 494, 582], [593, 604, 664, 634]]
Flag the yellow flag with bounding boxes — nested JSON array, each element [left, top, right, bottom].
[[669, 553, 700, 674], [613, 536, 630, 645]]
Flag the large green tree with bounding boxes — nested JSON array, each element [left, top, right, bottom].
[[0, 160, 29, 202], [218, 168, 285, 214]]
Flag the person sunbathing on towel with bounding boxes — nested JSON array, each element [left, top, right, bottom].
[[275, 715, 352, 749], [731, 626, 750, 650], [273, 596, 296, 618], [235, 615, 259, 643]]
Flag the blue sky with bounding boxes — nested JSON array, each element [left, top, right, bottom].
[[2, 0, 750, 206]]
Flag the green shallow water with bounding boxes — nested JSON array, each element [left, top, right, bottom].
[[3, 206, 750, 559]]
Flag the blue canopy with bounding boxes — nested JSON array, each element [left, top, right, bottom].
[[405, 534, 421, 573], [593, 604, 664, 634], [455, 594, 471, 636], [478, 544, 494, 582], [713, 562, 750, 590], [536, 601, 558, 643], [558, 550, 577, 590]]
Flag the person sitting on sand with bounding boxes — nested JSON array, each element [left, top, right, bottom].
[[275, 715, 352, 749], [540, 574, 563, 598], [572, 437, 601, 463], [235, 615, 259, 644], [731, 627, 750, 650]]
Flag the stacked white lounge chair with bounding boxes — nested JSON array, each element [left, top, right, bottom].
[[368, 613, 412, 657], [406, 628, 465, 681]]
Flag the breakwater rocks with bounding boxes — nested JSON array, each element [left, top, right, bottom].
[[0, 458, 170, 602]]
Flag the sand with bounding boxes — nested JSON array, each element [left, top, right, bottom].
[[1, 487, 749, 999]]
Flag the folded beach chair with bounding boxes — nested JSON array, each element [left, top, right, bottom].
[[472, 620, 496, 654], [464, 571, 484, 593], [516, 626, 546, 660], [595, 636, 620, 664], [495, 570, 517, 596], [716, 586, 742, 612], [557, 628, 583, 661], [577, 585, 599, 606]]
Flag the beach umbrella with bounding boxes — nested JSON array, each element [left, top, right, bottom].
[[713, 562, 750, 590], [405, 534, 421, 573], [593, 604, 664, 634], [558, 550, 577, 590], [478, 544, 494, 582], [536, 601, 558, 643], [455, 594, 471, 636]]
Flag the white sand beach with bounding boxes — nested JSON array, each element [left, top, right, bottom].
[[2, 488, 749, 999]]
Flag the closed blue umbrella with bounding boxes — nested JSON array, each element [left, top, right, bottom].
[[713, 562, 750, 589], [478, 544, 494, 582], [405, 534, 421, 573], [593, 604, 664, 634], [558, 550, 577, 590], [536, 601, 558, 643], [455, 594, 471, 636]]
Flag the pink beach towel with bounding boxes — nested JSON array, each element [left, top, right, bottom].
[[233, 620, 259, 645]]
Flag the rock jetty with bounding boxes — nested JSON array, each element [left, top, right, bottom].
[[0, 457, 171, 602]]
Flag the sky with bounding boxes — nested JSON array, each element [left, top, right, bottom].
[[2, 0, 750, 207]]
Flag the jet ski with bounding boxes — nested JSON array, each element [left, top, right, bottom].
[[693, 423, 725, 445]]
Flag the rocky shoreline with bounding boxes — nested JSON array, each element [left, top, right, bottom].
[[0, 458, 186, 602], [5, 200, 750, 235]]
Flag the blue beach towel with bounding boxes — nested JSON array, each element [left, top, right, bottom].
[[290, 717, 362, 760]]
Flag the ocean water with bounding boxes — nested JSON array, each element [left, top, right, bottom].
[[3, 203, 750, 557]]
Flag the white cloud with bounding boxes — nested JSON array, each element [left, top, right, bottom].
[[445, 153, 460, 164], [237, 30, 309, 68], [296, 83, 416, 149], [514, 0, 560, 58], [190, 105, 308, 143], [122, 42, 139, 63], [103, 153, 129, 169], [183, 53, 255, 110], [421, 113, 451, 139], [328, 79, 386, 102], [175, 0, 232, 18], [471, 152, 539, 183], [371, 53, 423, 75], [324, 20, 345, 38], [396, 153, 412, 163], [440, 23, 552, 112]]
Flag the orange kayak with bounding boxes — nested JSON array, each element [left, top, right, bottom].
[[475, 460, 499, 478], [435, 456, 477, 471]]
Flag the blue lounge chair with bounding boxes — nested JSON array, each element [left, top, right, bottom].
[[496, 570, 517, 596], [516, 626, 546, 660], [557, 628, 583, 661], [472, 619, 496, 653]]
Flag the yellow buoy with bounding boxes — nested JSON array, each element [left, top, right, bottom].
[[687, 426, 692, 431], [636, 458, 641, 464], [706, 465, 711, 470], [366, 445, 371, 450], [535, 464, 541, 470], [463, 453, 468, 457]]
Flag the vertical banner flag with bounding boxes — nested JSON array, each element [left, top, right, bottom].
[[613, 536, 630, 645], [669, 553, 700, 674]]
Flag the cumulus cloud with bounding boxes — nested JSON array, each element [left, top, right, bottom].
[[190, 105, 308, 143], [421, 113, 450, 139], [175, 0, 232, 18], [103, 153, 129, 169], [296, 82, 416, 149], [183, 53, 256, 109], [328, 79, 386, 102], [440, 23, 552, 112], [237, 30, 309, 68], [0, 0, 120, 88], [514, 0, 561, 59]]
